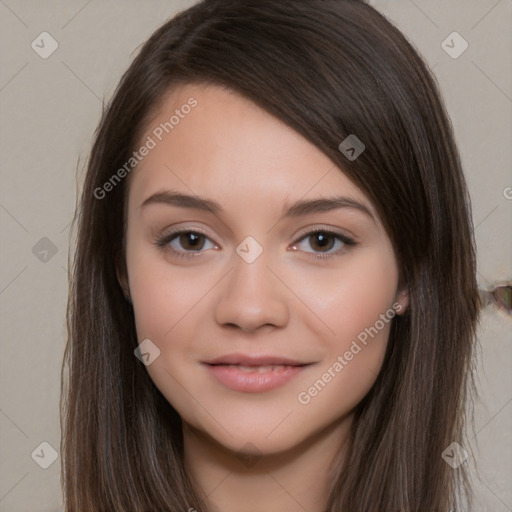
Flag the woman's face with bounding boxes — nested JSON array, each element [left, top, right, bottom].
[[121, 82, 407, 456]]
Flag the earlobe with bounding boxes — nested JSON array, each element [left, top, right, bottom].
[[394, 287, 409, 315]]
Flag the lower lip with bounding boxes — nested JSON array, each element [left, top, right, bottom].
[[204, 364, 306, 393]]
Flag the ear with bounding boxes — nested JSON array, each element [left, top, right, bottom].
[[394, 286, 409, 315], [115, 254, 131, 303]]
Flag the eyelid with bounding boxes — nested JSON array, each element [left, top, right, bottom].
[[156, 224, 216, 242], [155, 225, 219, 252], [156, 225, 354, 244], [155, 224, 357, 259], [291, 224, 356, 243], [289, 227, 356, 259]]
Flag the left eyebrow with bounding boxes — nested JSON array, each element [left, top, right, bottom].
[[280, 196, 375, 223], [140, 189, 375, 223]]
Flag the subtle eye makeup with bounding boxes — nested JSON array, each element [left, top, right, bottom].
[[153, 226, 357, 261]]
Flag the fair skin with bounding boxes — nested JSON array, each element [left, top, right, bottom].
[[119, 82, 408, 512]]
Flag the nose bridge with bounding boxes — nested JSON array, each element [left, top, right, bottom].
[[214, 239, 290, 331]]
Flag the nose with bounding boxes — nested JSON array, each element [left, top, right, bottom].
[[214, 249, 290, 333]]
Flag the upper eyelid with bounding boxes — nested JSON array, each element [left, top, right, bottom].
[[292, 225, 355, 242], [160, 226, 216, 244], [159, 225, 355, 247]]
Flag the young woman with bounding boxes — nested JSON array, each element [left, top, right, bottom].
[[61, 1, 481, 510]]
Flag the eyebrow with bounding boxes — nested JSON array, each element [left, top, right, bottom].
[[140, 189, 375, 222]]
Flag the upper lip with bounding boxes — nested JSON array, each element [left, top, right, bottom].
[[204, 353, 311, 367]]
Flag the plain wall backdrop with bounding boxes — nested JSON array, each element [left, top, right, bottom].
[[0, 1, 510, 510]]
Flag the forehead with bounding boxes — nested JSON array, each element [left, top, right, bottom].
[[127, 82, 375, 219]]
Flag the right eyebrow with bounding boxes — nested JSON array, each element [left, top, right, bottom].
[[141, 190, 221, 215]]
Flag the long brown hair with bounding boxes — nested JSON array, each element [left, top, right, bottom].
[[61, 0, 481, 510]]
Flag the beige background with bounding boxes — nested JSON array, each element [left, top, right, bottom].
[[0, 1, 510, 511]]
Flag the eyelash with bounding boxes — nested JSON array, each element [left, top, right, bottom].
[[154, 228, 356, 261]]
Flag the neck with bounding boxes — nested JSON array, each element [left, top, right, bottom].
[[183, 414, 353, 512]]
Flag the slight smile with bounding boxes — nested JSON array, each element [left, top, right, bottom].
[[202, 353, 316, 393]]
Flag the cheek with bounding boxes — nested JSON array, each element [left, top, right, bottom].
[[291, 249, 398, 404], [290, 248, 399, 342], [126, 237, 210, 341], [126, 252, 207, 420]]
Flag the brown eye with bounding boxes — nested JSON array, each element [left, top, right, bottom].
[[308, 232, 336, 252], [290, 229, 356, 260], [155, 230, 217, 259], [176, 232, 207, 251]]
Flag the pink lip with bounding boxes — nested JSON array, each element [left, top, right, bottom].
[[203, 353, 312, 393], [205, 353, 307, 367]]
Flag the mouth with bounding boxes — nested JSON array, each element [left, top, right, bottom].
[[202, 354, 314, 393]]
